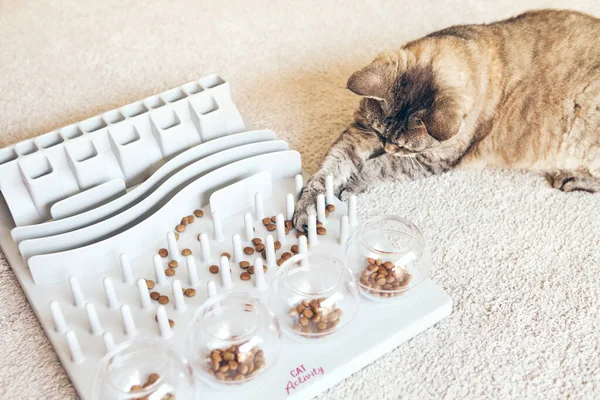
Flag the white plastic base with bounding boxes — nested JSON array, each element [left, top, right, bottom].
[[0, 173, 451, 400]]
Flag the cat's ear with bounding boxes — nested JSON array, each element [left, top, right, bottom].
[[347, 51, 405, 102], [423, 97, 464, 142]]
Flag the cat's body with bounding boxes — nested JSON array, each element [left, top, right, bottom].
[[294, 9, 600, 229]]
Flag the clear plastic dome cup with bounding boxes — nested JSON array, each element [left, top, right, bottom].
[[345, 215, 432, 303], [187, 292, 282, 390], [92, 338, 196, 400], [268, 252, 360, 342]]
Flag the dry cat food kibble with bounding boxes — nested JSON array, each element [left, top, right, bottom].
[[359, 258, 412, 297], [207, 343, 266, 382], [285, 220, 293, 230], [181, 216, 189, 226], [158, 295, 169, 305], [252, 238, 262, 245], [266, 224, 276, 232], [221, 252, 231, 259], [184, 288, 196, 297], [326, 204, 335, 212], [274, 241, 281, 250], [209, 265, 219, 274], [150, 291, 160, 300], [239, 261, 250, 269], [281, 252, 292, 261], [147, 373, 160, 384], [262, 217, 271, 226], [168, 260, 178, 268], [165, 268, 175, 277], [187, 215, 195, 224], [175, 224, 185, 233], [174, 232, 180, 240], [158, 248, 169, 258], [291, 245, 299, 254], [317, 227, 327, 235], [181, 248, 192, 256], [240, 272, 251, 281], [243, 247, 255, 255], [194, 209, 204, 218], [255, 243, 265, 252], [146, 279, 155, 290], [289, 298, 343, 336]]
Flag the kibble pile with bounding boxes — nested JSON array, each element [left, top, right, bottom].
[[359, 258, 412, 297], [207, 344, 266, 382], [289, 298, 343, 336], [128, 372, 175, 399]]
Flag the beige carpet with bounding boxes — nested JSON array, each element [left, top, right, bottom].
[[1, 1, 600, 398]]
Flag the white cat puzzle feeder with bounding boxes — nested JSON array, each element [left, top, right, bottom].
[[0, 75, 452, 400]]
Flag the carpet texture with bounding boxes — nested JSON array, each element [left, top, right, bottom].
[[1, 1, 599, 398]]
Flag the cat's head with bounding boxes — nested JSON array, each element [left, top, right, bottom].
[[347, 50, 466, 156]]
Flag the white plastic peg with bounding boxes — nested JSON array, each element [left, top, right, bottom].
[[85, 303, 103, 335], [232, 234, 243, 262], [220, 256, 233, 289], [286, 193, 295, 220], [244, 213, 254, 242], [120, 304, 137, 336], [172, 279, 186, 312], [103, 332, 115, 354], [207, 281, 218, 298], [325, 175, 334, 205], [265, 234, 276, 267], [199, 233, 211, 262], [317, 194, 326, 223], [308, 214, 318, 246], [103, 277, 120, 309], [298, 235, 309, 267], [66, 330, 84, 364], [295, 174, 303, 199], [68, 276, 84, 308], [212, 211, 224, 242], [49, 301, 68, 334], [254, 258, 267, 290], [119, 253, 134, 284], [186, 255, 199, 287], [156, 305, 172, 338], [255, 192, 265, 220], [349, 195, 358, 227], [167, 232, 180, 261], [153, 254, 167, 285], [340, 215, 350, 245], [276, 213, 286, 244], [136, 278, 153, 310]]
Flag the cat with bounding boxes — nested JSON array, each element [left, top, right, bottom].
[[293, 9, 600, 230]]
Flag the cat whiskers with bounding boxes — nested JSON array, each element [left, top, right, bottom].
[[406, 155, 429, 175]]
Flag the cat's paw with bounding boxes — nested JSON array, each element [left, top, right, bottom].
[[337, 177, 367, 201], [547, 171, 600, 192], [339, 187, 362, 201], [293, 195, 318, 232]]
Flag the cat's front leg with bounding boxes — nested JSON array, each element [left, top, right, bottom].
[[293, 128, 381, 230]]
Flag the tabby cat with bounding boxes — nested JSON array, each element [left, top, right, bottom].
[[294, 9, 600, 230]]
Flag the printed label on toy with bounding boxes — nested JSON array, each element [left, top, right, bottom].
[[285, 364, 325, 395]]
